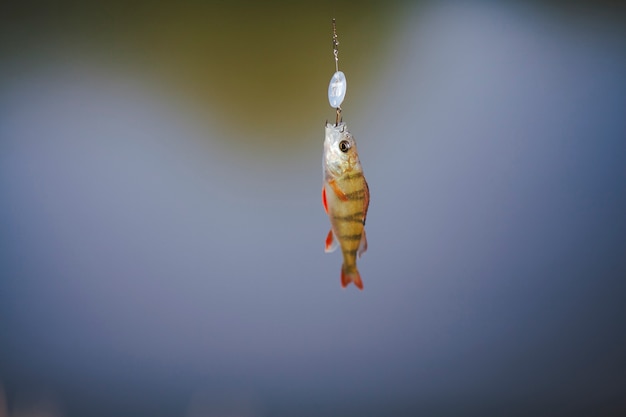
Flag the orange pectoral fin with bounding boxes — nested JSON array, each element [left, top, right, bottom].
[[322, 186, 328, 214], [328, 179, 349, 201], [362, 178, 370, 224]]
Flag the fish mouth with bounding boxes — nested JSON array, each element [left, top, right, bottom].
[[325, 122, 348, 145], [325, 121, 346, 131]]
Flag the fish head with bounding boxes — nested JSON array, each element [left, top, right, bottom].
[[324, 122, 361, 177]]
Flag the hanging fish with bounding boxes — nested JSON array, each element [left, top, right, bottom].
[[322, 121, 369, 289], [322, 19, 370, 289]]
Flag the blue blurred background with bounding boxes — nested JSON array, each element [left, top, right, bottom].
[[1, 1, 625, 416]]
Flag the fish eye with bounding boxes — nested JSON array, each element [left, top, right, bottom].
[[339, 140, 351, 153]]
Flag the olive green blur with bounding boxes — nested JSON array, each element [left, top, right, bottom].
[[1, 1, 401, 150]]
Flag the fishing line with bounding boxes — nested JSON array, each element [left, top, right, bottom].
[[332, 18, 339, 73]]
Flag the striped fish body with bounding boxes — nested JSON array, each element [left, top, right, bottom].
[[322, 122, 369, 289]]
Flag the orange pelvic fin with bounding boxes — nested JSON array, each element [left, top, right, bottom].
[[328, 178, 348, 201], [341, 265, 364, 290], [322, 186, 328, 214], [325, 229, 338, 253]]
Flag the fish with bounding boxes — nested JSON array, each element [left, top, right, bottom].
[[322, 121, 370, 290]]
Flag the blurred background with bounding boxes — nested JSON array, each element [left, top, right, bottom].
[[1, 1, 625, 416]]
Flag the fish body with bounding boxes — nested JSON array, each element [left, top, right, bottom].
[[322, 122, 369, 289]]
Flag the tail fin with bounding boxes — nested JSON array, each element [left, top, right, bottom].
[[341, 265, 364, 290]]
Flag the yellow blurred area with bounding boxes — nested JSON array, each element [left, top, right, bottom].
[[1, 1, 400, 147]]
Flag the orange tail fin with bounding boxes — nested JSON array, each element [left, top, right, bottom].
[[341, 265, 364, 290]]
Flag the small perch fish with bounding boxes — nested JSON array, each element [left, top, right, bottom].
[[322, 122, 369, 289]]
